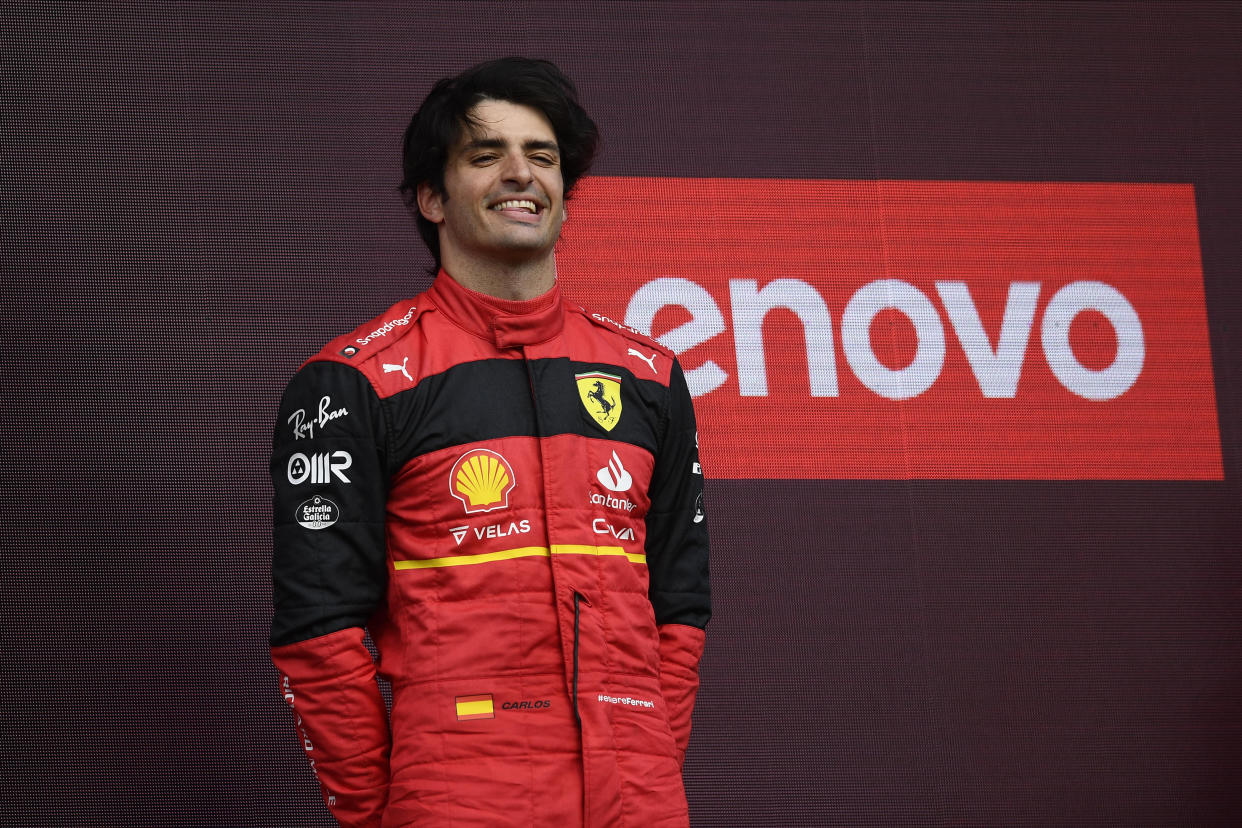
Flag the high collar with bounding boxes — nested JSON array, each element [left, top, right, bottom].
[[427, 269, 565, 349]]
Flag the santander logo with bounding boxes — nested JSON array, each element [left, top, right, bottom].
[[597, 451, 633, 492], [559, 177, 1222, 480]]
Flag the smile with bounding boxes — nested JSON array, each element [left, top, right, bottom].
[[491, 199, 540, 214]]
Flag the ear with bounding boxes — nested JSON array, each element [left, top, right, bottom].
[[417, 182, 445, 224]]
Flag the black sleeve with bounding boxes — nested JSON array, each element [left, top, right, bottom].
[[270, 360, 390, 647], [645, 358, 712, 629]]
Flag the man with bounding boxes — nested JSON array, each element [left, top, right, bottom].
[[270, 57, 710, 827]]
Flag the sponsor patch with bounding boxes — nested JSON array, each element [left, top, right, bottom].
[[596, 450, 633, 492], [450, 449, 516, 514], [576, 371, 622, 431], [356, 306, 416, 348], [449, 520, 532, 545], [589, 490, 637, 513], [627, 347, 658, 374], [288, 395, 349, 440], [591, 312, 645, 338], [593, 518, 636, 541], [287, 451, 352, 485], [295, 496, 339, 530], [382, 356, 412, 382]]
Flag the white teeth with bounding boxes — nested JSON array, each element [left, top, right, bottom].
[[492, 200, 538, 213]]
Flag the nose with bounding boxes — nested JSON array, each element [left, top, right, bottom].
[[498, 149, 534, 187]]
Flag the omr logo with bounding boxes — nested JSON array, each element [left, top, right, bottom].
[[559, 177, 1222, 479], [287, 451, 352, 485]]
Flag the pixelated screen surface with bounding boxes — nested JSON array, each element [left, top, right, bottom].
[[3, 2, 1240, 825]]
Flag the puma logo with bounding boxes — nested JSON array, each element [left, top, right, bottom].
[[627, 348, 657, 374]]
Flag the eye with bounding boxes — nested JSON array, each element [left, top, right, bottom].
[[470, 153, 498, 165], [530, 154, 558, 167]]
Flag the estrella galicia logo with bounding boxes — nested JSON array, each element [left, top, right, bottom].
[[576, 371, 622, 431], [295, 495, 339, 530]]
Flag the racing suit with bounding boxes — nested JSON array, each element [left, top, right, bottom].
[[270, 271, 711, 827]]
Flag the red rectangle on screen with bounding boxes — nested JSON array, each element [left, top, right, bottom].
[[557, 178, 1222, 480]]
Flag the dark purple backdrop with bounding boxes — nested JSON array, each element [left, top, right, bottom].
[[3, 2, 1240, 825]]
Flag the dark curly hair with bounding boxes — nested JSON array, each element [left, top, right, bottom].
[[399, 57, 600, 269]]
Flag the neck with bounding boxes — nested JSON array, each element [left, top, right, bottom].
[[439, 249, 556, 301]]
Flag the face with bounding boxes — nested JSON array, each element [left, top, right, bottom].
[[418, 99, 565, 269]]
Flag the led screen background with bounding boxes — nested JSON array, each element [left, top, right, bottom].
[[3, 2, 1240, 825]]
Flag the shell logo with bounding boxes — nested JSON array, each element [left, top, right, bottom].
[[449, 448, 516, 514]]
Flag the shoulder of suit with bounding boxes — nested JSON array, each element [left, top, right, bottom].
[[568, 300, 677, 361], [302, 296, 428, 369]]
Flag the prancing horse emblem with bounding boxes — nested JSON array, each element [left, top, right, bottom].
[[575, 371, 623, 431]]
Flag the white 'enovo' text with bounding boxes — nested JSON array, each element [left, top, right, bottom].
[[625, 277, 1145, 401]]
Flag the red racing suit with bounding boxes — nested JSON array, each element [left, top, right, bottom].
[[270, 271, 711, 827]]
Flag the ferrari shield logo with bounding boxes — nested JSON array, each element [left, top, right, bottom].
[[575, 371, 622, 431]]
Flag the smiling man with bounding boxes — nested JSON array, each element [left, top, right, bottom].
[[269, 58, 711, 827], [419, 98, 566, 294]]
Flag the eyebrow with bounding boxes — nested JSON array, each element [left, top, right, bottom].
[[461, 137, 560, 154]]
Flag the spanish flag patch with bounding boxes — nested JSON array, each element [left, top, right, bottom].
[[455, 694, 495, 721]]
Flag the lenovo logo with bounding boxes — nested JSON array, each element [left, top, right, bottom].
[[560, 177, 1222, 480], [626, 277, 1144, 402]]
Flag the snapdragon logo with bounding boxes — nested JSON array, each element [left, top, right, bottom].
[[355, 306, 416, 347], [591, 312, 645, 338]]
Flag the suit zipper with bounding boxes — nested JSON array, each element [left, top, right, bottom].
[[572, 591, 583, 725]]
